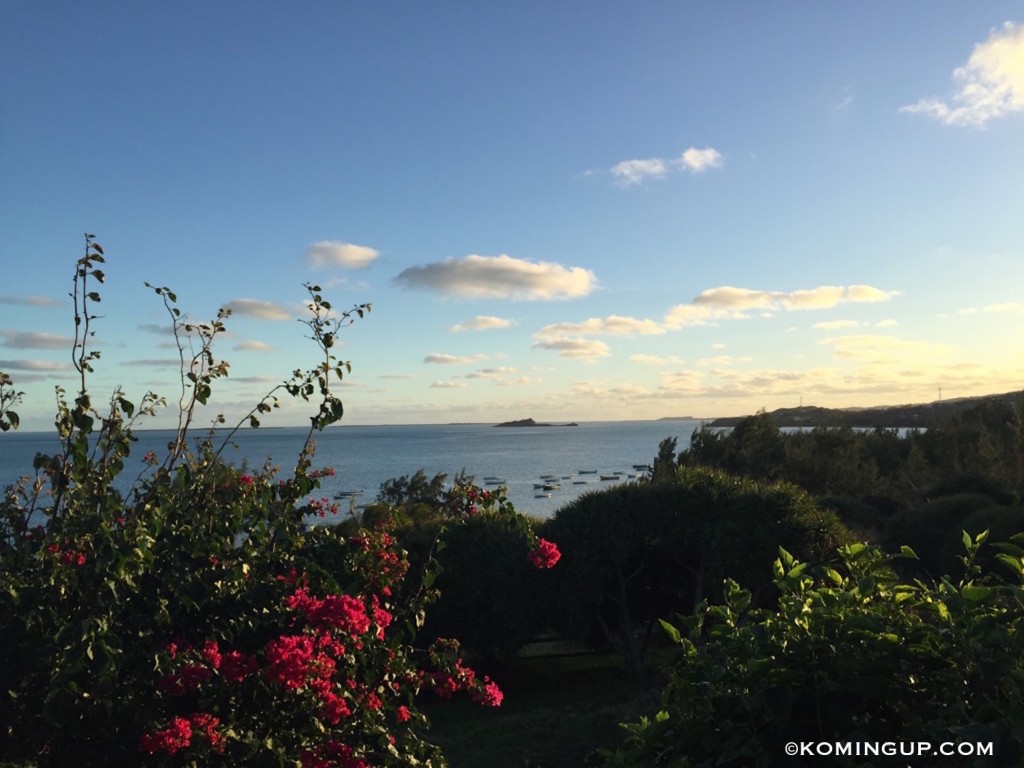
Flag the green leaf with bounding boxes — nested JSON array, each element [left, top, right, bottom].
[[995, 553, 1024, 576], [823, 567, 843, 586], [960, 585, 995, 602], [659, 618, 682, 644], [899, 545, 918, 560]]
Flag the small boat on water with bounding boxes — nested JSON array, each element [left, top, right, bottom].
[[633, 464, 652, 472], [542, 483, 560, 491], [600, 475, 618, 481], [334, 490, 364, 499], [534, 492, 552, 498], [578, 469, 597, 474], [484, 478, 506, 486], [573, 480, 588, 485]]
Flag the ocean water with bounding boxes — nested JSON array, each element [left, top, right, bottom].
[[0, 420, 701, 519]]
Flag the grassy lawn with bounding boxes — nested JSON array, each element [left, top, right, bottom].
[[420, 653, 662, 768]]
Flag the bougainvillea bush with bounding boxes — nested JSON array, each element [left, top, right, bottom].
[[0, 236, 555, 766]]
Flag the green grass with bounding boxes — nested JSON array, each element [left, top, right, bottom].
[[420, 654, 662, 768]]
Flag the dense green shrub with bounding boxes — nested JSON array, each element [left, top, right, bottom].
[[422, 503, 552, 664], [540, 466, 849, 678], [607, 535, 1024, 767], [886, 493, 1024, 577], [0, 237, 516, 767], [344, 481, 557, 665]]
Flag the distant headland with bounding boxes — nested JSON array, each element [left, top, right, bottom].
[[494, 418, 579, 428], [705, 389, 1023, 429]]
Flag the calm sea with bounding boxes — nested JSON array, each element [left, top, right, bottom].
[[0, 421, 701, 520]]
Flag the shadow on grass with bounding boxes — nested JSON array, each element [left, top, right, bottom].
[[420, 654, 662, 768]]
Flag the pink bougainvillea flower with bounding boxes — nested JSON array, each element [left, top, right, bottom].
[[527, 538, 561, 569]]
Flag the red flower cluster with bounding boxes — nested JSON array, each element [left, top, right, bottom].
[[46, 541, 87, 566], [472, 680, 504, 707], [221, 649, 259, 683], [300, 741, 369, 768], [428, 657, 503, 706], [139, 712, 225, 755], [286, 587, 371, 636], [308, 496, 341, 517], [528, 538, 561, 569], [265, 634, 316, 689]]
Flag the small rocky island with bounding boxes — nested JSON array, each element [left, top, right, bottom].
[[494, 418, 579, 427]]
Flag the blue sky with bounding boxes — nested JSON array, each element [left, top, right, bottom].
[[2, 2, 1022, 429]]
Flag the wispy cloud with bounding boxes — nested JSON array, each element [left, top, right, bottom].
[[424, 353, 490, 365], [535, 315, 665, 340], [430, 380, 467, 389], [307, 241, 380, 269], [957, 302, 1024, 315], [610, 158, 669, 185], [465, 366, 518, 379], [0, 358, 70, 371], [235, 340, 275, 352], [394, 254, 596, 300], [224, 299, 292, 321], [611, 146, 723, 186], [532, 337, 611, 361], [449, 315, 514, 332], [665, 284, 897, 327], [0, 330, 74, 349], [817, 334, 951, 362], [900, 21, 1024, 127], [0, 294, 62, 307]]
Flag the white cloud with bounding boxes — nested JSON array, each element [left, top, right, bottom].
[[449, 315, 514, 332], [0, 330, 73, 349], [424, 353, 489, 365], [394, 254, 597, 300], [225, 299, 292, 321], [674, 284, 896, 322], [662, 303, 715, 329], [678, 147, 723, 173], [611, 147, 723, 186], [876, 318, 899, 328], [235, 340, 275, 352], [307, 241, 380, 269], [532, 337, 611, 361], [430, 380, 467, 389], [610, 158, 669, 186], [900, 21, 1024, 127], [535, 315, 665, 339]]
